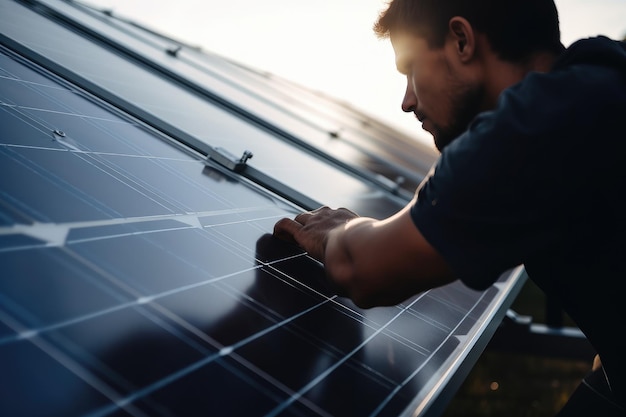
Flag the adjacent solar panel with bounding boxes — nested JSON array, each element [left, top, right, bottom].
[[0, 1, 525, 416]]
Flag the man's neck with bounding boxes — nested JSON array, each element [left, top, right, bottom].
[[483, 52, 558, 107]]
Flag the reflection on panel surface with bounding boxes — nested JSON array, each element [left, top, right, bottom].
[[0, 0, 415, 217], [0, 2, 524, 417], [18, 0, 439, 193]]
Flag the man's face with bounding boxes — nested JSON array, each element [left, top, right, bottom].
[[391, 32, 484, 151]]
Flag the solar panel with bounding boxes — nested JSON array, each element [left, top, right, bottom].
[[1, 0, 439, 205], [0, 1, 526, 416]]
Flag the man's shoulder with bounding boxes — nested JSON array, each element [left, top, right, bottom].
[[496, 42, 626, 137], [554, 35, 626, 73]]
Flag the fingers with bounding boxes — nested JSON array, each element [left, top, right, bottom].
[[273, 217, 302, 244], [294, 212, 311, 225], [273, 208, 325, 243], [294, 206, 330, 225], [274, 207, 357, 239], [273, 207, 357, 260]]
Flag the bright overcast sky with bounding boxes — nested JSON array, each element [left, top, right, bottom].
[[87, 0, 626, 145]]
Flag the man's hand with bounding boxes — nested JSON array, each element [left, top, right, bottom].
[[273, 203, 454, 308], [273, 206, 359, 262]]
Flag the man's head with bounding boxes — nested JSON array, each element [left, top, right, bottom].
[[374, 0, 564, 150]]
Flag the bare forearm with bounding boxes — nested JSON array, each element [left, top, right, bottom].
[[324, 217, 377, 300], [324, 211, 454, 308]]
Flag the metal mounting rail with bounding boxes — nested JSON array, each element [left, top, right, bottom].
[[206, 147, 322, 211]]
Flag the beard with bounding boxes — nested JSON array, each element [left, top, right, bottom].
[[432, 83, 486, 152]]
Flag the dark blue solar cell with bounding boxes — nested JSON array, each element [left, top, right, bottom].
[[215, 266, 325, 320], [0, 52, 58, 87], [384, 338, 460, 415], [48, 306, 213, 389], [287, 302, 377, 355], [234, 323, 344, 392], [67, 219, 192, 243], [0, 247, 132, 329], [15, 105, 192, 158], [380, 311, 450, 355], [0, 320, 17, 340], [298, 360, 396, 417], [265, 255, 337, 299], [68, 227, 256, 295], [139, 355, 289, 417], [0, 105, 67, 149], [0, 233, 45, 250], [0, 340, 114, 417], [155, 272, 283, 347], [0, 146, 181, 222], [410, 293, 469, 329], [355, 331, 433, 385], [97, 155, 272, 213], [0, 74, 108, 120], [0, 195, 33, 226], [0, 147, 110, 222], [206, 220, 290, 259]]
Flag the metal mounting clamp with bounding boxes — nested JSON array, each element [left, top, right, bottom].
[[207, 147, 253, 173]]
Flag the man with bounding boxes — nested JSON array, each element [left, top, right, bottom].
[[273, 0, 626, 415]]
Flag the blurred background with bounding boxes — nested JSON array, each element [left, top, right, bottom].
[[442, 280, 591, 417], [84, 1, 625, 415]]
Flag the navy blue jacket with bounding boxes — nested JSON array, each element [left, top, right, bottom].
[[412, 36, 626, 406]]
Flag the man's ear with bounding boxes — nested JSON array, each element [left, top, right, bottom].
[[449, 17, 475, 62]]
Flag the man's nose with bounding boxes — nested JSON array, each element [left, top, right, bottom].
[[401, 82, 417, 113]]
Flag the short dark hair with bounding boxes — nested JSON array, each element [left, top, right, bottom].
[[373, 0, 564, 63]]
